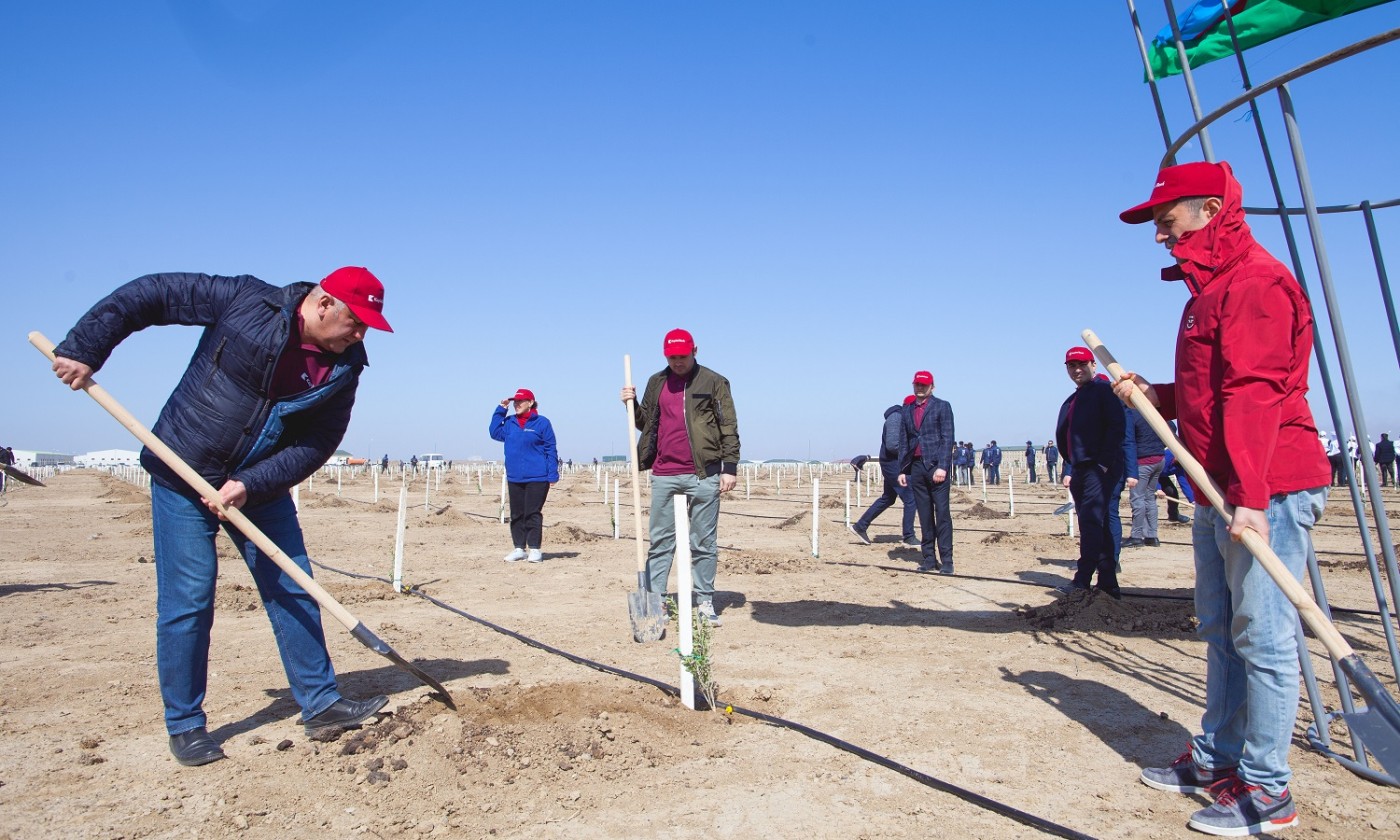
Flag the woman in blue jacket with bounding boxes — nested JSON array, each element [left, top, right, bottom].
[[489, 388, 559, 563]]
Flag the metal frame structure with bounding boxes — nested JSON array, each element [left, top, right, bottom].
[[1124, 1, 1400, 786]]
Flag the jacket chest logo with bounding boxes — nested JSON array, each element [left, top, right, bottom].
[[1184, 314, 1196, 330]]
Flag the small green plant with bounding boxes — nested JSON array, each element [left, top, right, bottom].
[[672, 597, 718, 710]]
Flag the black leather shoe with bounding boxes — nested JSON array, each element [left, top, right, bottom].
[[1144, 537, 1161, 547], [939, 562, 955, 575], [302, 695, 389, 734], [169, 727, 226, 767], [1122, 538, 1146, 549]]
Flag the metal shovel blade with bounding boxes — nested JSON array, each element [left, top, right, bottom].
[[1052, 501, 1075, 515], [628, 589, 667, 643], [1338, 654, 1400, 778], [3, 464, 45, 486], [351, 623, 457, 709], [1344, 707, 1400, 778]]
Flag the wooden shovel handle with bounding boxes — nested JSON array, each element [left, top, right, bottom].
[[1080, 328, 1355, 662], [623, 355, 647, 574], [30, 331, 363, 633]]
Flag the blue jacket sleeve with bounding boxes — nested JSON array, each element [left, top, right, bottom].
[[489, 406, 509, 442], [233, 378, 359, 500], [54, 273, 251, 371], [542, 418, 559, 482]]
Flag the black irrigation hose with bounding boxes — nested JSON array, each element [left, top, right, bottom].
[[311, 558, 1098, 840]]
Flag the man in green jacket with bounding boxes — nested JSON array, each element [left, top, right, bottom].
[[621, 328, 740, 626]]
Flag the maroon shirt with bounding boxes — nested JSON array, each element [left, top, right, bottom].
[[269, 311, 336, 399], [651, 372, 696, 476]]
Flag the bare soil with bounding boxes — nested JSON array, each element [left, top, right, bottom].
[[1, 469, 1398, 839]]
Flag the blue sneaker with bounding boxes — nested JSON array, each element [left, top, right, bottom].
[[1187, 778, 1297, 836], [1140, 749, 1236, 794]]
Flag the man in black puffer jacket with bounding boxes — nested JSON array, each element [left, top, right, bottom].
[[52, 267, 394, 767]]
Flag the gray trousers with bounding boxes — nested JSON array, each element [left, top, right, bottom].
[[1130, 459, 1165, 540]]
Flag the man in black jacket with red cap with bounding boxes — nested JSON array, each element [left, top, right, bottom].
[[51, 267, 394, 767]]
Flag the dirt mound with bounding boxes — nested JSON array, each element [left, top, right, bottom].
[[773, 510, 810, 530], [215, 581, 263, 612], [114, 507, 151, 523], [1016, 590, 1197, 634], [95, 475, 149, 505], [550, 524, 602, 544], [726, 550, 813, 575], [305, 494, 352, 508], [981, 531, 1010, 544], [962, 502, 1008, 519], [818, 496, 843, 509]]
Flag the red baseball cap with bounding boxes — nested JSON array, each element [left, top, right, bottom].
[[1065, 346, 1094, 364], [663, 328, 695, 357], [1119, 161, 1227, 224], [508, 388, 535, 402], [903, 394, 917, 405], [912, 370, 933, 385], [320, 266, 393, 332]]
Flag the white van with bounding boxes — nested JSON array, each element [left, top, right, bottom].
[[416, 453, 446, 468]]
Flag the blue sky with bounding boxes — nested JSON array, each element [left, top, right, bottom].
[[5, 1, 1399, 462]]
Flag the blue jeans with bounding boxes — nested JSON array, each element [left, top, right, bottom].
[[1130, 460, 1165, 539], [1190, 486, 1327, 794], [151, 482, 340, 735], [647, 473, 721, 601], [1069, 463, 1121, 590], [855, 464, 916, 541]]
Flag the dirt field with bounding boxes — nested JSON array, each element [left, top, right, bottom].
[[1, 467, 1397, 839]]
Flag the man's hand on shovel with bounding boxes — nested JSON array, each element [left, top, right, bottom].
[[1111, 369, 1267, 543]]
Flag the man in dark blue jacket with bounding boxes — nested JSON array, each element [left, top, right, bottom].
[[898, 371, 956, 574], [1025, 441, 1037, 483], [849, 395, 917, 546], [1055, 346, 1127, 598], [982, 440, 1002, 484], [1044, 440, 1060, 484], [51, 268, 394, 767]]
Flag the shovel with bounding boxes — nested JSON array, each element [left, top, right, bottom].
[[1083, 328, 1400, 776], [3, 463, 46, 487], [30, 331, 456, 710], [622, 355, 666, 643]]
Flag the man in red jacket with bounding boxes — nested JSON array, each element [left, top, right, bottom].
[[1114, 161, 1330, 837]]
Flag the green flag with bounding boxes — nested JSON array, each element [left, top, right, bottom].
[[1147, 0, 1395, 79]]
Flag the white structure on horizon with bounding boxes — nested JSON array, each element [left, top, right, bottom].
[[9, 449, 76, 469], [75, 449, 142, 467]]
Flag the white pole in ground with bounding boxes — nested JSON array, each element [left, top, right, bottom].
[[424, 473, 430, 511], [613, 479, 620, 539], [745, 472, 751, 500], [499, 473, 507, 524], [373, 467, 379, 503], [337, 466, 342, 496], [291, 482, 300, 512], [393, 482, 408, 591], [308, 472, 313, 492], [477, 468, 483, 494], [1008, 474, 1015, 518], [811, 478, 820, 558], [1067, 489, 1076, 538], [856, 473, 862, 507], [675, 494, 695, 710], [844, 481, 851, 528], [981, 466, 987, 503]]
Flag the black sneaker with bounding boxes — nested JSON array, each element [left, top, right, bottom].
[[1188, 778, 1298, 836], [939, 562, 955, 575], [1140, 749, 1237, 794], [848, 523, 871, 545], [1144, 537, 1161, 547], [916, 560, 941, 573], [903, 536, 920, 547], [1123, 538, 1146, 549], [1054, 582, 1090, 596]]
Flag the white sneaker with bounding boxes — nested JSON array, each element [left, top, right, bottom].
[[697, 600, 722, 627], [504, 548, 526, 562], [526, 549, 543, 563]]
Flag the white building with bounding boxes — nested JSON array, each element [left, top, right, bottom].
[[75, 449, 142, 467], [9, 449, 76, 469]]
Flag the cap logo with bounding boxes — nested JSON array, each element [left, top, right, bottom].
[[1155, 180, 1165, 187], [368, 294, 382, 304]]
